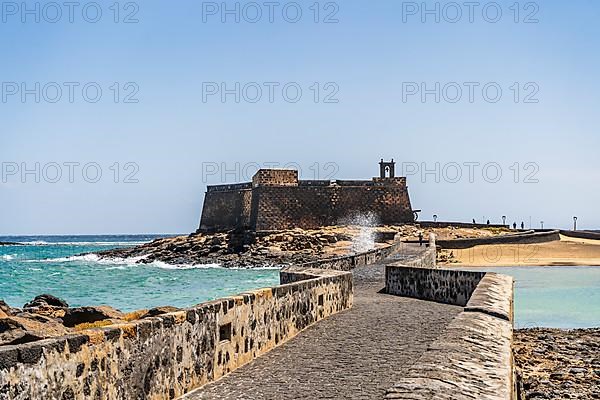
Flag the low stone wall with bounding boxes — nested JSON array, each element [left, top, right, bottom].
[[386, 267, 485, 306], [559, 229, 600, 241], [402, 235, 437, 269], [301, 238, 406, 271], [436, 230, 560, 249], [385, 310, 514, 400], [0, 268, 352, 400]]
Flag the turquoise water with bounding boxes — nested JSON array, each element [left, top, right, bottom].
[[454, 266, 600, 328], [0, 235, 280, 312]]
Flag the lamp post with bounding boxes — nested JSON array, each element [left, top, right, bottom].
[[541, 221, 544, 230], [502, 216, 506, 226], [573, 216, 578, 231], [433, 214, 438, 223]]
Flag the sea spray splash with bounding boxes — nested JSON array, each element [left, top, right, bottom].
[[339, 212, 380, 253]]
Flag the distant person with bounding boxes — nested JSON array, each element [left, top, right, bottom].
[[487, 220, 490, 225], [418, 232, 424, 247], [513, 222, 517, 230], [521, 222, 525, 230], [472, 218, 476, 224]]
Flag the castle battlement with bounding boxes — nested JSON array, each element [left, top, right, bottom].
[[198, 160, 415, 232]]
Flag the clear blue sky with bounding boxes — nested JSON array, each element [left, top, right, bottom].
[[1, 0, 599, 235]]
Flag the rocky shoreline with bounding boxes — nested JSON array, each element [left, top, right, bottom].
[[0, 295, 183, 346], [92, 224, 506, 269], [92, 226, 402, 269], [515, 328, 600, 399]]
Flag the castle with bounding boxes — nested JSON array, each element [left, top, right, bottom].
[[198, 160, 415, 232]]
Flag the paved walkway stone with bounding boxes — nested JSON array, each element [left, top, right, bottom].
[[184, 254, 462, 400]]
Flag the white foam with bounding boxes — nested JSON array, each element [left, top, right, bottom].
[[19, 241, 149, 246], [150, 261, 223, 270], [1, 254, 15, 261], [26, 253, 280, 271]]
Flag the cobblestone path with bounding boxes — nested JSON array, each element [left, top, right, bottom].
[[184, 255, 461, 400]]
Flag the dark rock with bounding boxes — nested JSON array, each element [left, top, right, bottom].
[[0, 346, 18, 370], [141, 306, 181, 319], [0, 300, 11, 315], [62, 306, 124, 328], [17, 342, 44, 364], [22, 305, 67, 319], [0, 316, 68, 346], [66, 334, 89, 353], [24, 294, 69, 309]]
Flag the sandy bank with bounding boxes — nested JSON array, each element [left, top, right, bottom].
[[441, 235, 600, 267]]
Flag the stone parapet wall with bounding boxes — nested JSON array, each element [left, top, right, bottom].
[[385, 311, 514, 400], [559, 229, 600, 241], [465, 273, 514, 322], [0, 268, 352, 400], [206, 183, 252, 193], [386, 267, 486, 307], [402, 235, 437, 269], [301, 238, 407, 271], [385, 241, 516, 400]]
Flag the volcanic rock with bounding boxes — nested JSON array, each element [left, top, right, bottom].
[[0, 315, 68, 346], [141, 306, 181, 318], [0, 300, 11, 316], [23, 294, 69, 309], [62, 306, 125, 328]]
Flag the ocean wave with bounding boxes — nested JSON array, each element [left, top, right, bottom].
[[1, 254, 15, 261], [26, 254, 280, 271], [15, 241, 150, 246], [27, 254, 145, 264]]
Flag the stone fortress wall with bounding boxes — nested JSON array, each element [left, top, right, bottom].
[[199, 160, 415, 232]]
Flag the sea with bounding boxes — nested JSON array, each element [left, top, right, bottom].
[[0, 235, 280, 312], [453, 266, 600, 329]]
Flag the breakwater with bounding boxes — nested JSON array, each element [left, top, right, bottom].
[[0, 267, 351, 399], [0, 238, 401, 399], [0, 235, 517, 400], [385, 236, 516, 400], [436, 229, 560, 249]]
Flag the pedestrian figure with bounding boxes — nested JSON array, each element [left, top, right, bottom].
[[487, 220, 490, 225], [513, 222, 517, 230], [418, 232, 423, 247], [521, 222, 525, 230], [472, 218, 476, 224]]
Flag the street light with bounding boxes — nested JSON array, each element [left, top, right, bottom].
[[573, 216, 578, 231], [502, 216, 507, 225]]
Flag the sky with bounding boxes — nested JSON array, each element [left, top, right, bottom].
[[1, 0, 599, 235]]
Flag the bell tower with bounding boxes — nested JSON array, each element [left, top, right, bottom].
[[379, 159, 396, 179]]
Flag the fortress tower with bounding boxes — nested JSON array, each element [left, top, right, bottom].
[[198, 160, 414, 232]]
